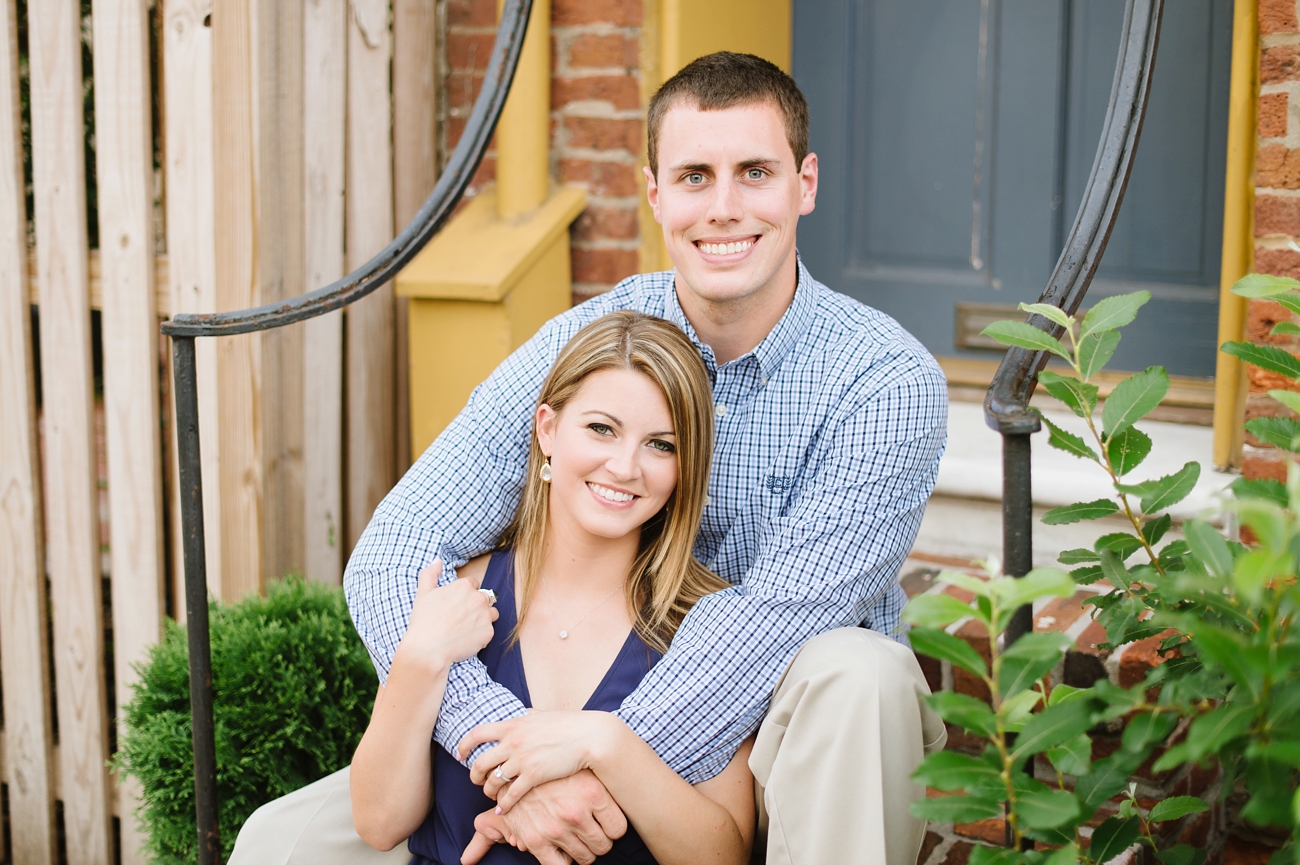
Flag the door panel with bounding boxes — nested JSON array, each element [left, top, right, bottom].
[[794, 0, 1232, 377]]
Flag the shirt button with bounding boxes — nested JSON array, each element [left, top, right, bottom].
[[760, 376, 768, 386], [715, 403, 728, 416], [704, 495, 712, 506]]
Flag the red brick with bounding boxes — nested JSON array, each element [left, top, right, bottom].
[[1245, 348, 1300, 393], [1255, 246, 1300, 279], [448, 0, 495, 27], [954, 818, 1006, 845], [553, 0, 642, 26], [1262, 45, 1300, 83], [1246, 297, 1297, 344], [1034, 592, 1090, 633], [564, 116, 643, 153], [1260, 93, 1289, 139], [952, 620, 991, 703], [447, 32, 497, 70], [1255, 193, 1300, 236], [1261, 0, 1300, 34], [568, 32, 640, 69], [1222, 836, 1278, 865], [553, 75, 642, 111], [942, 841, 975, 865], [944, 722, 988, 753], [559, 159, 641, 196], [573, 206, 639, 242], [917, 652, 942, 694], [917, 831, 942, 865], [1171, 808, 1215, 848], [1243, 451, 1289, 482], [1117, 630, 1176, 689], [572, 247, 638, 286], [1258, 144, 1300, 189], [1064, 619, 1110, 688]]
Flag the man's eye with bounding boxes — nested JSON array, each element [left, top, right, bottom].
[[747, 168, 765, 180], [685, 172, 705, 184]]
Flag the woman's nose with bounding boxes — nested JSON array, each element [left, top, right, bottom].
[[605, 443, 640, 479]]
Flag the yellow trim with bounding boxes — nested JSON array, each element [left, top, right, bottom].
[[495, 0, 550, 218], [395, 186, 587, 302], [1213, 0, 1258, 470]]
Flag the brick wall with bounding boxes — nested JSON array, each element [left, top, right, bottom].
[[1247, 0, 1300, 481], [445, 0, 649, 304]]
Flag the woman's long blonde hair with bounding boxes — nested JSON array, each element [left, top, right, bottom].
[[501, 311, 727, 652]]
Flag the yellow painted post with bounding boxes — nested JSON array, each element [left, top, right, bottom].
[[1212, 0, 1258, 470], [496, 0, 549, 218]]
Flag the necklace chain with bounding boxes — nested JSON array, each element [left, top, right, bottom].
[[540, 577, 621, 640]]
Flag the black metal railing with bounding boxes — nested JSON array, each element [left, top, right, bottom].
[[985, 0, 1163, 645], [160, 2, 534, 860]]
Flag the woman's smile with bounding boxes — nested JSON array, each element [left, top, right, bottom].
[[586, 481, 639, 507]]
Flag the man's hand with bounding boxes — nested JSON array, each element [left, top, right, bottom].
[[470, 770, 627, 865]]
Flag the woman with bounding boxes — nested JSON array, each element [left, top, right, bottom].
[[349, 311, 756, 865]]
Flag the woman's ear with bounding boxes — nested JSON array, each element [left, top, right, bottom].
[[535, 403, 558, 457]]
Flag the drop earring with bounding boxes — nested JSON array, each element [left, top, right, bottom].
[[540, 458, 552, 482]]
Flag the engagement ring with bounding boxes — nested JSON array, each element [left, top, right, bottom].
[[493, 766, 513, 782], [479, 588, 497, 605]]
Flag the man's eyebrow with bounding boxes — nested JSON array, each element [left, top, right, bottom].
[[668, 160, 714, 173], [738, 157, 781, 169]]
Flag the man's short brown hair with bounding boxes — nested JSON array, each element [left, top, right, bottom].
[[646, 52, 810, 177]]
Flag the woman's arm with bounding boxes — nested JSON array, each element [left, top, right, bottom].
[[351, 560, 497, 850], [461, 713, 754, 865]]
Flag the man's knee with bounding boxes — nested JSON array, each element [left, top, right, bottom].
[[783, 627, 928, 699]]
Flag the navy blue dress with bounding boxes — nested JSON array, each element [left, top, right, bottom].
[[407, 551, 662, 865]]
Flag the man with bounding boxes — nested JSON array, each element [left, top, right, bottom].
[[232, 52, 947, 865]]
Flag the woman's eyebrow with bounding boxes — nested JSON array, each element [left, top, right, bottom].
[[581, 409, 624, 426]]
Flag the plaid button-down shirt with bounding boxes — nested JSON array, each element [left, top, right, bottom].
[[344, 260, 948, 783]]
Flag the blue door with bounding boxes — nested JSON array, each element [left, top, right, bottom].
[[793, 0, 1232, 377]]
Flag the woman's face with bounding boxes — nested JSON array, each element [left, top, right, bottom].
[[535, 367, 679, 543]]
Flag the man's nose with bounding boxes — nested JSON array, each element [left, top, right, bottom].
[[707, 175, 744, 224]]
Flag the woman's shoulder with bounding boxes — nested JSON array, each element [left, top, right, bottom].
[[459, 549, 516, 598]]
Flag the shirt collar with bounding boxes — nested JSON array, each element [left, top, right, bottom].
[[662, 254, 819, 378]]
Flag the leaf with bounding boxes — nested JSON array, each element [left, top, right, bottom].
[[1095, 533, 1144, 560], [909, 627, 988, 679], [1081, 291, 1151, 338], [1099, 549, 1131, 590], [1041, 844, 1081, 865], [999, 633, 1072, 698], [981, 320, 1072, 362], [903, 593, 978, 629], [1271, 321, 1300, 336], [1037, 414, 1099, 461], [1116, 461, 1200, 515], [925, 691, 999, 739], [1012, 697, 1099, 762], [1246, 417, 1300, 452], [1147, 796, 1210, 824], [1231, 273, 1300, 297], [1231, 477, 1289, 508], [1233, 548, 1291, 605], [1222, 342, 1300, 380], [1019, 302, 1074, 330], [1079, 330, 1122, 379], [1043, 499, 1119, 525], [938, 571, 992, 598], [911, 750, 1002, 791], [1046, 733, 1092, 777], [1102, 367, 1170, 437], [1243, 758, 1294, 828], [1001, 689, 1044, 732], [909, 794, 1004, 823], [1121, 712, 1178, 754], [968, 846, 1027, 865], [1178, 703, 1256, 764], [1059, 548, 1100, 564], [1156, 845, 1207, 865], [1089, 816, 1141, 865], [1070, 565, 1104, 585], [1106, 426, 1151, 476], [1038, 371, 1099, 418], [1143, 513, 1172, 547], [1268, 388, 1300, 415], [1183, 520, 1232, 579], [1077, 750, 1145, 810], [1190, 626, 1262, 700], [1016, 787, 1081, 830]]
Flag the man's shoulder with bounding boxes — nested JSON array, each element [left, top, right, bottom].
[[548, 271, 676, 329]]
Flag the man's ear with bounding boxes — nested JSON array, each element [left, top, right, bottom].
[[798, 152, 818, 216], [535, 403, 558, 457], [643, 165, 662, 224]]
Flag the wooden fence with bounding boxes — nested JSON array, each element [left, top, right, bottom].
[[0, 0, 439, 862]]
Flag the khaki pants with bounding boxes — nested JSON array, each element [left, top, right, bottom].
[[230, 627, 946, 865]]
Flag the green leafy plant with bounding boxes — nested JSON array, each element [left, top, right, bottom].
[[906, 283, 1300, 862], [115, 578, 377, 864]]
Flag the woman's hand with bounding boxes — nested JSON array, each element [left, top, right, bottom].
[[393, 560, 498, 677], [459, 711, 625, 812]]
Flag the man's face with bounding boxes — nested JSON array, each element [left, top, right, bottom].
[[645, 100, 817, 311]]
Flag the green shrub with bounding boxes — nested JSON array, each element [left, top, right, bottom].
[[116, 577, 378, 864]]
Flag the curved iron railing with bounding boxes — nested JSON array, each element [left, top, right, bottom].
[[160, 1, 534, 860], [985, 0, 1163, 647]]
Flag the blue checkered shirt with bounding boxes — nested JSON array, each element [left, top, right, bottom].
[[344, 259, 948, 783]]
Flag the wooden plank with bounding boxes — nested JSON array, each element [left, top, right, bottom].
[[254, 0, 306, 584], [212, 0, 263, 601], [27, 249, 171, 315], [162, 0, 222, 607], [0, 0, 56, 858], [302, 0, 346, 584], [91, 1, 164, 861], [392, 0, 439, 472], [27, 0, 112, 862], [346, 0, 397, 552]]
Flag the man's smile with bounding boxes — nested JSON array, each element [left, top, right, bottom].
[[694, 235, 760, 261]]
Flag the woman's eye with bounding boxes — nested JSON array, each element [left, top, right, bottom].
[[588, 423, 612, 436], [648, 439, 676, 453]]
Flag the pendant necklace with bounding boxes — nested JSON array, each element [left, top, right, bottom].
[[540, 576, 621, 640]]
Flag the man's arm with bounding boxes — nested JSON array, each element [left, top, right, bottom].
[[615, 356, 948, 783], [344, 315, 577, 757]]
